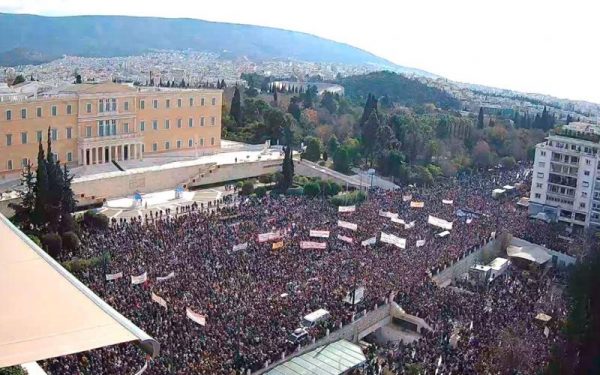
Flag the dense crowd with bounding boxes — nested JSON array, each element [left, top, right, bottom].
[[41, 166, 578, 374]]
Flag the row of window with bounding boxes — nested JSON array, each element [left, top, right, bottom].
[[139, 117, 216, 131], [5, 105, 68, 120], [149, 137, 216, 152], [6, 152, 73, 170], [5, 128, 64, 145], [141, 97, 217, 110], [549, 140, 599, 156]]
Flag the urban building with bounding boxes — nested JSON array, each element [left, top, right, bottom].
[[0, 82, 222, 178], [529, 122, 600, 228]]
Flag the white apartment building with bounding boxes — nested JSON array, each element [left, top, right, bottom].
[[529, 122, 600, 229]]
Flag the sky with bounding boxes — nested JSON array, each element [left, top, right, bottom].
[[1, 0, 599, 103]]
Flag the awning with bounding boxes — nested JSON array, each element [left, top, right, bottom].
[[507, 244, 552, 265], [267, 340, 366, 375], [0, 214, 159, 368]]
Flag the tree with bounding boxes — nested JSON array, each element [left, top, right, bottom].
[[304, 137, 322, 162], [9, 162, 36, 228], [12, 74, 25, 85], [302, 85, 318, 108], [472, 140, 494, 168], [280, 119, 295, 192], [75, 74, 82, 84], [477, 107, 485, 129], [362, 112, 380, 165], [303, 182, 321, 197], [320, 92, 338, 114], [327, 135, 340, 156], [240, 181, 255, 196], [254, 185, 267, 198], [230, 86, 243, 126], [333, 147, 351, 174], [33, 142, 49, 227], [273, 89, 278, 105], [360, 93, 378, 126], [287, 97, 302, 121]]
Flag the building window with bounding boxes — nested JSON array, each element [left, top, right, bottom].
[[211, 137, 215, 146], [177, 140, 182, 149], [540, 151, 546, 156], [111, 98, 116, 111], [124, 101, 129, 111], [6, 110, 11, 121], [152, 143, 158, 152], [21, 108, 27, 119], [152, 120, 158, 130], [51, 128, 58, 141], [165, 141, 170, 150], [67, 152, 73, 162], [536, 183, 543, 188], [36, 131, 42, 142], [188, 118, 193, 128], [537, 172, 544, 179], [140, 121, 145, 132], [66, 104, 72, 115], [164, 120, 170, 129], [51, 106, 57, 116], [123, 123, 129, 134], [86, 103, 91, 113], [211, 97, 216, 105], [22, 158, 28, 167], [189, 97, 194, 107], [580, 203, 586, 209], [582, 181, 589, 188], [166, 99, 171, 109], [7, 160, 13, 170], [98, 121, 105, 137], [86, 126, 92, 137], [21, 132, 27, 144], [538, 161, 545, 168], [37, 107, 42, 117], [586, 159, 592, 166], [177, 119, 182, 128], [111, 120, 117, 135], [211, 116, 215, 126], [584, 170, 590, 176], [66, 127, 72, 139], [188, 139, 193, 148], [535, 193, 541, 199], [200, 117, 205, 127], [6, 134, 12, 146], [99, 99, 104, 113], [177, 98, 182, 108], [201, 97, 205, 106], [153, 99, 158, 109], [199, 138, 204, 146], [140, 100, 145, 109]]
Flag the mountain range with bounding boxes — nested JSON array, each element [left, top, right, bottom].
[[0, 13, 430, 77]]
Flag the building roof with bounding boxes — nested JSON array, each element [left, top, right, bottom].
[[266, 340, 366, 375], [0, 214, 159, 368], [58, 82, 137, 94], [507, 238, 552, 265]]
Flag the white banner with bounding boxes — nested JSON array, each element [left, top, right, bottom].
[[105, 272, 123, 281], [337, 234, 353, 244], [131, 272, 148, 285], [410, 201, 425, 208], [338, 205, 356, 213], [310, 230, 330, 238], [361, 237, 377, 246], [151, 292, 168, 309], [156, 271, 175, 282], [379, 210, 398, 219], [380, 232, 406, 249], [442, 199, 453, 205], [466, 218, 473, 224], [338, 220, 358, 231], [186, 307, 206, 326], [391, 217, 405, 225], [300, 241, 327, 249], [232, 242, 248, 252], [416, 239, 426, 247], [402, 194, 412, 202], [257, 231, 281, 243], [404, 221, 416, 229], [428, 215, 453, 230]]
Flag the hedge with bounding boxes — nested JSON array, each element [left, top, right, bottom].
[[330, 190, 367, 206]]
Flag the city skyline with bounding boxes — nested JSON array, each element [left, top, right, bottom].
[[0, 0, 599, 104]]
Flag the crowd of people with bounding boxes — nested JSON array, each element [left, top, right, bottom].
[[41, 165, 579, 374]]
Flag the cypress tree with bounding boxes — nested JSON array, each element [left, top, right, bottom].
[[477, 107, 484, 129], [230, 86, 243, 126], [273, 89, 278, 104], [33, 142, 49, 227]]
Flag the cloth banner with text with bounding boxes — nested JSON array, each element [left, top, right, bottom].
[[300, 241, 327, 250], [380, 232, 406, 249]]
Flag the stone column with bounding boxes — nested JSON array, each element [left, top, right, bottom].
[[131, 143, 136, 161], [109, 146, 113, 162], [119, 145, 123, 161], [99, 146, 104, 164], [79, 148, 84, 166], [92, 147, 97, 165], [139, 142, 143, 161]]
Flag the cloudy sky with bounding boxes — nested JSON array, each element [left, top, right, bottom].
[[1, 0, 599, 103]]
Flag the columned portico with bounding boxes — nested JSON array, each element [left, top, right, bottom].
[[78, 133, 144, 166]]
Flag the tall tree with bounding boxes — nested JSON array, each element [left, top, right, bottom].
[[33, 142, 49, 227], [280, 120, 295, 191], [230, 86, 242, 126], [287, 97, 302, 121], [362, 112, 380, 165], [477, 107, 485, 129], [59, 164, 77, 233], [320, 92, 338, 114], [9, 163, 36, 228], [273, 89, 278, 105]]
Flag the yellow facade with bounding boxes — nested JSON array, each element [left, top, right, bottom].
[[0, 82, 222, 177]]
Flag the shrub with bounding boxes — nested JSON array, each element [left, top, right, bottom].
[[258, 174, 272, 184], [62, 231, 81, 252], [330, 190, 366, 206], [293, 175, 309, 187], [0, 366, 28, 375], [319, 180, 331, 196], [41, 232, 62, 258], [500, 156, 516, 169], [254, 185, 267, 198], [83, 210, 109, 230], [235, 181, 244, 189], [241, 181, 254, 196], [304, 136, 322, 162], [333, 147, 351, 174], [63, 252, 110, 273], [318, 160, 326, 166], [286, 187, 304, 196], [303, 182, 321, 198], [328, 181, 341, 196], [28, 234, 42, 247]]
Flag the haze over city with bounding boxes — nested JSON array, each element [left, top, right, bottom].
[[1, 0, 599, 103]]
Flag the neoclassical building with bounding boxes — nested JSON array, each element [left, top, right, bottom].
[[0, 82, 222, 178]]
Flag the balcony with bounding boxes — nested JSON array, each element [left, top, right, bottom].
[[78, 132, 143, 148]]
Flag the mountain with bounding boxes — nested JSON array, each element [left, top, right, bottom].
[[0, 47, 54, 66], [0, 13, 420, 73], [338, 71, 461, 109]]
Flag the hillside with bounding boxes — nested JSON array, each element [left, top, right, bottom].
[[0, 13, 406, 69], [338, 71, 460, 109]]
